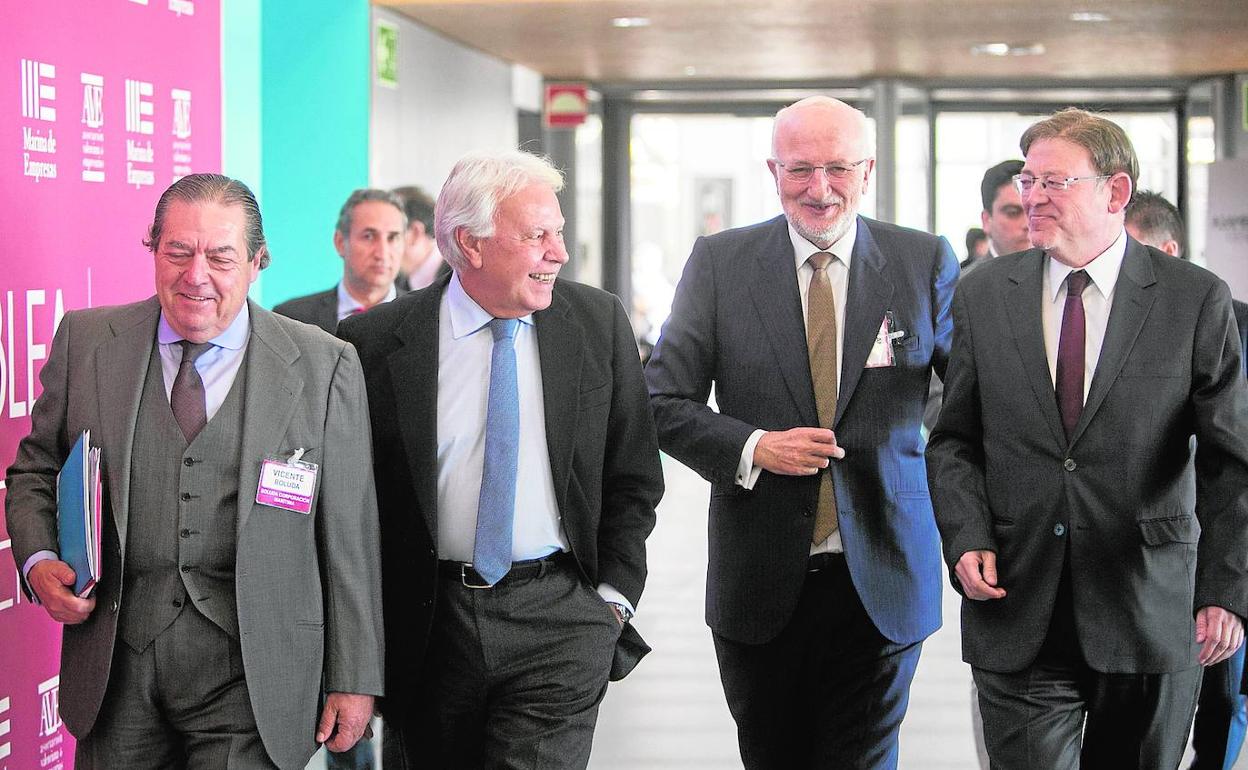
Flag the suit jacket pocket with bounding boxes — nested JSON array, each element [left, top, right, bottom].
[[1139, 515, 1199, 545]]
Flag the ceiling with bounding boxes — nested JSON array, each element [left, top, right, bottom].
[[376, 0, 1248, 84]]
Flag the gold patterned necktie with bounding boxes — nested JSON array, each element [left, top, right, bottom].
[[806, 253, 840, 543]]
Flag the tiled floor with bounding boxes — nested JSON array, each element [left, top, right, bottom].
[[308, 454, 1234, 768]]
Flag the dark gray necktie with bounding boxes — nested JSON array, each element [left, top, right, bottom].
[[171, 340, 212, 442]]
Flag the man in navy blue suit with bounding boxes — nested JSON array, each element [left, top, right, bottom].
[[645, 96, 957, 769]]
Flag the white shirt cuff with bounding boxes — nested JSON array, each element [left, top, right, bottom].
[[736, 429, 766, 489], [22, 550, 58, 604], [596, 583, 634, 616]]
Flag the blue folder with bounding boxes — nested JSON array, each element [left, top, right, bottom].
[[56, 430, 100, 597]]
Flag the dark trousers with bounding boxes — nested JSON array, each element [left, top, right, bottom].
[[1189, 644, 1248, 770], [76, 605, 275, 770], [974, 568, 1201, 769], [383, 558, 621, 770], [712, 553, 923, 770]]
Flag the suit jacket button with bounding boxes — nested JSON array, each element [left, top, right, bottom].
[[1053, 522, 1067, 536], [802, 505, 814, 518], [110, 601, 118, 613], [1063, 458, 1077, 471]]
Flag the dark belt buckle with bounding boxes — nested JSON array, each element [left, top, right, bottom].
[[461, 563, 493, 589]]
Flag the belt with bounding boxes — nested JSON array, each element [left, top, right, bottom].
[[438, 550, 572, 589], [807, 552, 846, 573]]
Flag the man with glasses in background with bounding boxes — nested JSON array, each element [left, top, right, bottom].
[[646, 96, 957, 768], [928, 109, 1248, 767]]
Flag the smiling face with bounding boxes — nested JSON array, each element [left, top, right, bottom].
[[154, 199, 260, 342], [768, 99, 874, 249], [1021, 137, 1131, 268], [457, 183, 568, 318]]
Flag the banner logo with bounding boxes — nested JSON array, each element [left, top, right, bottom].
[[38, 677, 61, 738], [125, 78, 153, 135], [20, 60, 56, 122], [172, 88, 191, 139], [81, 73, 104, 129], [0, 695, 10, 760]]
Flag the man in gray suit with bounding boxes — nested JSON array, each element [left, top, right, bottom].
[[928, 109, 1248, 768], [5, 174, 384, 769], [272, 188, 407, 332]]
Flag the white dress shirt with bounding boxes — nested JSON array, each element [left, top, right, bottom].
[[735, 221, 858, 555], [336, 281, 397, 322], [1042, 229, 1127, 402], [434, 274, 631, 609]]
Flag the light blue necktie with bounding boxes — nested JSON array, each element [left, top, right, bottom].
[[473, 317, 520, 585]]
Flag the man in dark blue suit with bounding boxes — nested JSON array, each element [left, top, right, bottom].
[[1127, 189, 1248, 770], [645, 96, 957, 769]]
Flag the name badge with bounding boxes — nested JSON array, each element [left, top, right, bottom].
[[256, 448, 318, 514]]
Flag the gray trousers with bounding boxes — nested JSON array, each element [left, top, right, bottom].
[[383, 560, 622, 770], [76, 604, 276, 770]]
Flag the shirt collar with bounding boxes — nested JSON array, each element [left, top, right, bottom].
[[1045, 228, 1128, 303], [788, 217, 857, 273], [157, 301, 251, 349], [337, 281, 397, 316], [446, 271, 534, 340]]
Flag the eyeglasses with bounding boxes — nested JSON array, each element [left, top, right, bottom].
[[773, 158, 870, 183], [1012, 174, 1112, 195]]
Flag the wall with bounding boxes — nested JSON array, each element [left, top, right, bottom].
[[256, 0, 372, 307], [370, 8, 526, 195]]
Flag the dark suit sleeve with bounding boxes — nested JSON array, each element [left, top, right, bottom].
[[5, 311, 76, 575], [315, 342, 385, 695], [645, 237, 759, 485], [925, 284, 996, 589], [599, 297, 664, 608], [1190, 282, 1248, 617], [930, 236, 959, 382]]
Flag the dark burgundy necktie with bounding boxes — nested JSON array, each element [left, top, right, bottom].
[[1056, 270, 1089, 441], [171, 340, 212, 442]]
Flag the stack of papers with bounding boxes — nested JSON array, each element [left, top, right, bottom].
[[56, 430, 102, 597]]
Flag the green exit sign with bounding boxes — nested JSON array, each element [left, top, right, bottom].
[[376, 20, 398, 88]]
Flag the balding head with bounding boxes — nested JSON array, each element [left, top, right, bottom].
[[768, 96, 875, 248]]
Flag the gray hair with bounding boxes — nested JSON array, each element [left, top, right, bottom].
[[434, 150, 565, 271], [1020, 108, 1139, 199], [335, 188, 407, 240], [144, 173, 270, 268]]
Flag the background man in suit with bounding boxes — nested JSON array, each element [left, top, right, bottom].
[[927, 109, 1248, 768], [391, 185, 450, 292], [645, 96, 958, 768], [962, 159, 1030, 272], [338, 150, 663, 769], [5, 174, 384, 769], [272, 188, 407, 332], [1126, 189, 1248, 770]]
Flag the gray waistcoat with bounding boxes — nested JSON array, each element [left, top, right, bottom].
[[118, 341, 248, 652]]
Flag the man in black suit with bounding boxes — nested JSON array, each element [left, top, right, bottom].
[[272, 188, 406, 332], [928, 109, 1248, 768], [1126, 189, 1248, 770], [338, 150, 663, 770], [645, 96, 958, 768]]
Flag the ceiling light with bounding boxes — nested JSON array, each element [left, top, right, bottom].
[[611, 17, 651, 28], [1069, 11, 1111, 22], [971, 42, 1046, 57], [683, 66, 698, 76]]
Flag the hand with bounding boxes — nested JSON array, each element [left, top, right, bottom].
[[954, 550, 1007, 601], [28, 559, 96, 623], [316, 692, 375, 752], [753, 428, 845, 477], [1195, 606, 1245, 666]]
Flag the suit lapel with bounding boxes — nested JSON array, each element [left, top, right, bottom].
[[236, 302, 304, 537], [317, 289, 338, 333], [388, 282, 444, 538], [748, 217, 818, 425], [1004, 252, 1068, 448], [837, 219, 894, 424], [1071, 240, 1157, 445], [95, 298, 161, 556], [535, 290, 582, 510]]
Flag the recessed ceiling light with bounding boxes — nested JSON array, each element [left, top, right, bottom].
[[683, 65, 698, 76], [1069, 11, 1111, 22], [971, 42, 1046, 57], [611, 17, 651, 28]]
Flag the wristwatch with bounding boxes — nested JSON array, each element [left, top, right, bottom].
[[607, 601, 633, 623]]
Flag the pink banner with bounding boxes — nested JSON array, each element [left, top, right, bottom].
[[1, 2, 220, 767]]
